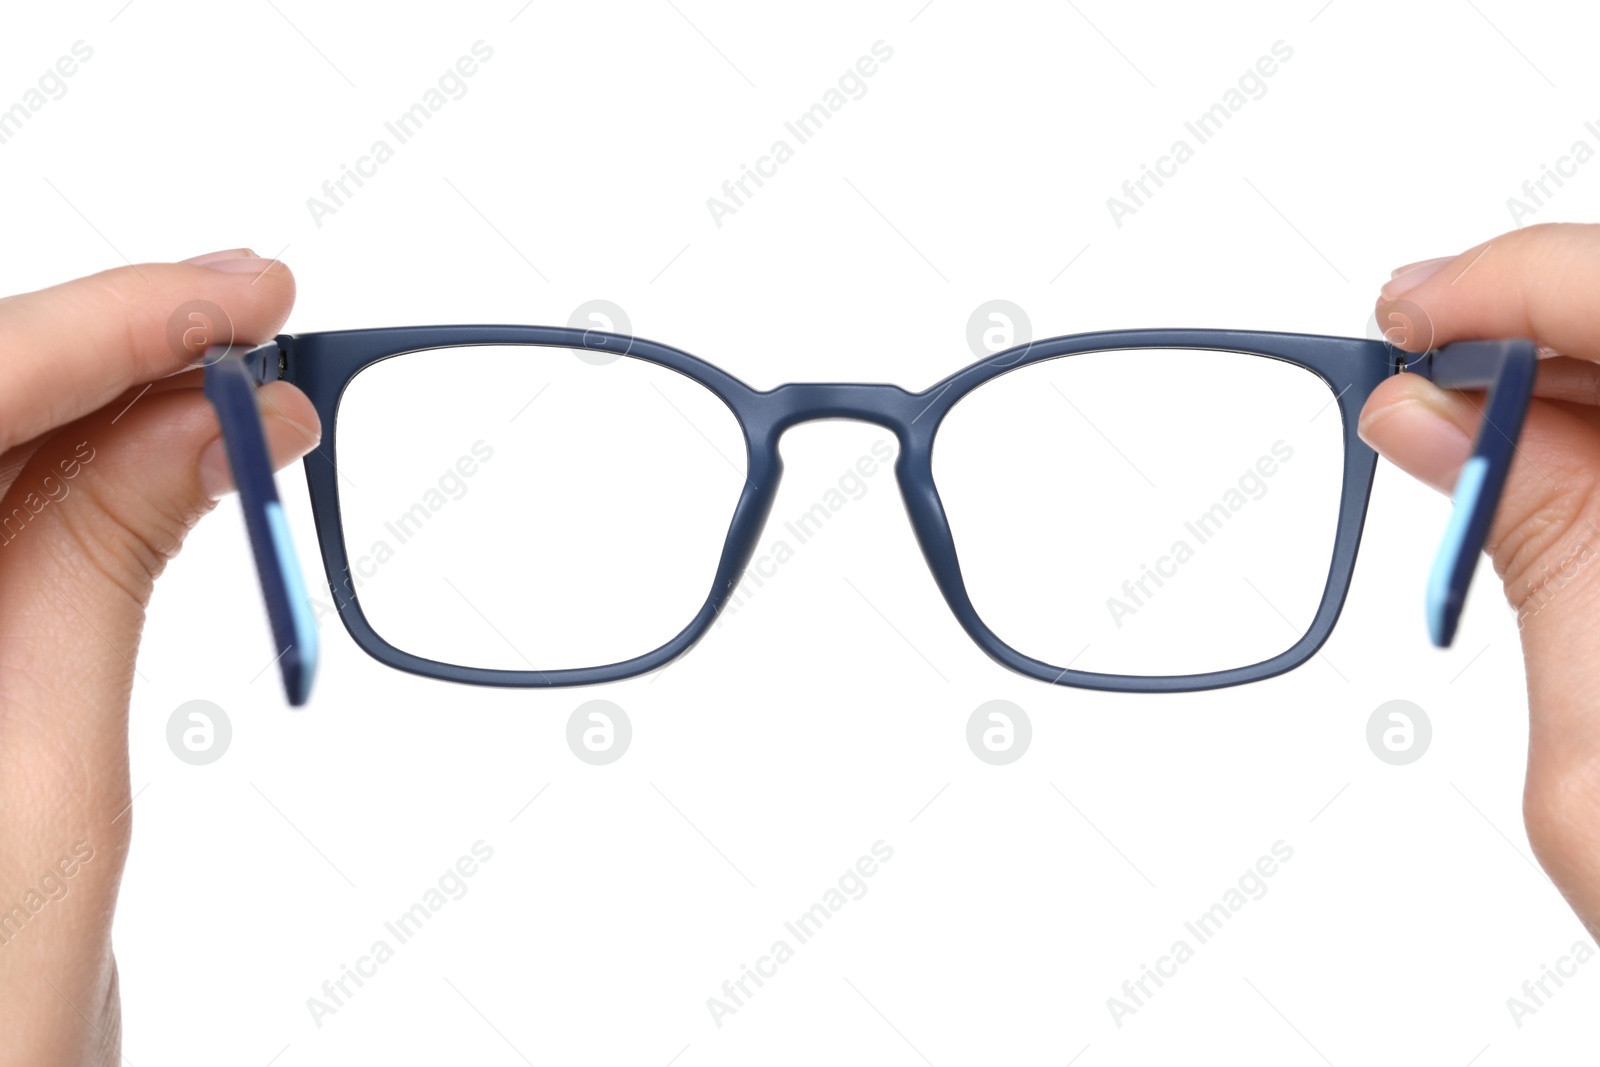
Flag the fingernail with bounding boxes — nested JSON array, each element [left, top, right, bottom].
[[182, 248, 256, 266], [1381, 256, 1452, 300], [1358, 379, 1465, 443], [198, 438, 233, 499], [204, 256, 277, 275], [1389, 256, 1451, 278], [1358, 382, 1476, 495]]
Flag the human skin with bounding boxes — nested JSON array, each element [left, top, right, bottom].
[[0, 249, 317, 1066], [7, 231, 1600, 1060], [1361, 221, 1600, 941]]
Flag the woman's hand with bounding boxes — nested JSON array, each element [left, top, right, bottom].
[[0, 250, 318, 1066], [11, 233, 1600, 1059], [1361, 221, 1600, 938]]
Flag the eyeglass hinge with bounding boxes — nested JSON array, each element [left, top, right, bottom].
[[271, 333, 295, 383], [1390, 347, 1435, 380]]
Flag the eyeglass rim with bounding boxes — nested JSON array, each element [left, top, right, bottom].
[[273, 326, 1388, 693]]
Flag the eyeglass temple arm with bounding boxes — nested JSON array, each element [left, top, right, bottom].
[[201, 341, 319, 706], [1401, 339, 1538, 648]]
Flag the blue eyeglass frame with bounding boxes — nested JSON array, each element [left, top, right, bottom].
[[203, 327, 1536, 706]]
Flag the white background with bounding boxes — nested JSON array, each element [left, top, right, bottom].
[[2, 0, 1598, 1063]]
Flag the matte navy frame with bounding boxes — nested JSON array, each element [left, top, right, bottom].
[[209, 327, 1536, 703], [288, 327, 1389, 695]]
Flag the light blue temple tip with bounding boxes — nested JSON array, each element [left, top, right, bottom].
[[266, 501, 320, 704], [1425, 456, 1490, 648]]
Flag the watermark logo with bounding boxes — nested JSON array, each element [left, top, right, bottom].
[[167, 700, 232, 766], [567, 700, 631, 765], [166, 299, 235, 368], [312, 439, 496, 626], [0, 439, 95, 549], [717, 440, 897, 624], [966, 700, 1031, 765], [1107, 840, 1294, 1027], [966, 300, 1031, 360], [306, 41, 496, 229], [1517, 539, 1594, 630], [1507, 941, 1596, 1028], [1367, 301, 1435, 358], [706, 841, 894, 1029], [1106, 40, 1293, 228], [705, 41, 895, 230], [306, 840, 495, 1028], [568, 299, 633, 365], [0, 40, 94, 148], [0, 842, 95, 949], [1366, 699, 1430, 765], [1105, 440, 1295, 629], [1506, 120, 1600, 226]]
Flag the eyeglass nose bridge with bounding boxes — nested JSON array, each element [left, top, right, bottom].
[[755, 381, 925, 436], [711, 377, 985, 664], [718, 377, 938, 583]]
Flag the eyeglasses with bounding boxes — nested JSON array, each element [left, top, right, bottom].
[[203, 327, 1535, 706]]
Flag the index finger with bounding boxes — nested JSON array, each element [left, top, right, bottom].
[[1376, 222, 1600, 360], [0, 252, 295, 454]]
